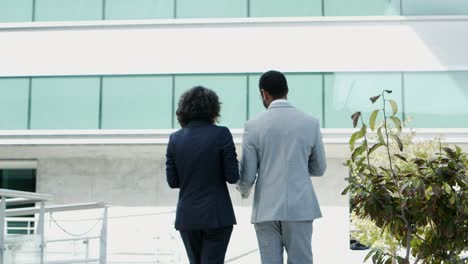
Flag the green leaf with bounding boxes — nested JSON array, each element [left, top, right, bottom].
[[443, 147, 456, 158], [369, 109, 380, 131], [364, 249, 376, 262], [377, 127, 386, 145], [391, 134, 404, 152], [369, 143, 384, 155], [351, 112, 362, 128], [394, 153, 407, 162], [341, 185, 351, 195], [388, 99, 398, 115], [352, 140, 367, 162], [370, 95, 381, 104], [349, 131, 361, 151], [456, 145, 462, 155], [389, 116, 402, 131], [349, 125, 367, 151], [412, 158, 425, 167]]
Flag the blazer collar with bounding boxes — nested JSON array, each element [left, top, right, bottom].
[[268, 99, 294, 109], [186, 120, 211, 128]]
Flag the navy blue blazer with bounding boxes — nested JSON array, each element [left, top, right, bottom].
[[166, 121, 239, 230]]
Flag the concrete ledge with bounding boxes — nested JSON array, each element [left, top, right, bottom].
[[0, 128, 467, 145]]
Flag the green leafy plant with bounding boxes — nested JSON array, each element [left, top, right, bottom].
[[342, 90, 468, 264]]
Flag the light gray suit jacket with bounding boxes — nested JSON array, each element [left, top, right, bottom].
[[239, 100, 327, 224]]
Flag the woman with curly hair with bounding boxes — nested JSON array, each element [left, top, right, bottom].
[[166, 86, 239, 264]]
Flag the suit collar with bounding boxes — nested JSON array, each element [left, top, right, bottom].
[[268, 99, 294, 109], [186, 120, 211, 128]]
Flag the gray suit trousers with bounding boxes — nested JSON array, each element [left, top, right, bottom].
[[254, 221, 313, 264]]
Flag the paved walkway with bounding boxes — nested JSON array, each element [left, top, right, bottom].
[[38, 206, 372, 263]]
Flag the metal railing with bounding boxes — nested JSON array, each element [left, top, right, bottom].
[[1, 188, 108, 264], [0, 188, 51, 264]]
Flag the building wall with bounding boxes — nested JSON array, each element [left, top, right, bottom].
[[0, 143, 353, 207], [1, 142, 467, 206]]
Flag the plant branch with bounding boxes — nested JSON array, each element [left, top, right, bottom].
[[382, 91, 413, 264], [360, 115, 372, 169], [382, 91, 397, 180]]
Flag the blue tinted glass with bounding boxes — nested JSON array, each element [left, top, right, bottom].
[[102, 76, 173, 129], [403, 0, 468, 15], [324, 73, 403, 128], [31, 77, 100, 129], [404, 72, 468, 128], [174, 75, 247, 128], [0, 78, 30, 129]]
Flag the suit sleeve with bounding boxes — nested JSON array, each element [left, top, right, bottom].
[[308, 123, 327, 177], [220, 127, 239, 184], [238, 123, 258, 198], [166, 134, 180, 188]]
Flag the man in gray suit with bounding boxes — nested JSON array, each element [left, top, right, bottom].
[[238, 70, 327, 264]]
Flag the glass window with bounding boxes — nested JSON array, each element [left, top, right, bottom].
[[105, 0, 174, 20], [0, 0, 33, 22], [176, 0, 247, 18], [174, 75, 247, 128], [250, 0, 322, 17], [101, 76, 173, 129], [324, 0, 400, 16], [404, 72, 468, 128], [0, 78, 30, 130], [1, 169, 36, 235], [402, 0, 468, 15], [30, 77, 100, 129], [0, 169, 36, 192], [35, 0, 103, 21], [324, 73, 403, 128], [248, 73, 323, 125]]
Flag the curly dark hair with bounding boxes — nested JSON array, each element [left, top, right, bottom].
[[176, 86, 221, 127]]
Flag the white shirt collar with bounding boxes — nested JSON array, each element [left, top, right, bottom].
[[269, 99, 288, 107]]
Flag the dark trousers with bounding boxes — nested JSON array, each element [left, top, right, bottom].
[[179, 226, 233, 264]]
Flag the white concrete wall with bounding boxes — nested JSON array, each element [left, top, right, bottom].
[[1, 16, 468, 77], [0, 144, 351, 207]]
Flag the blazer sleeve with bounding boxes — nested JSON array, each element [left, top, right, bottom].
[[166, 134, 180, 188], [308, 123, 327, 177], [238, 122, 258, 198], [220, 127, 239, 184]]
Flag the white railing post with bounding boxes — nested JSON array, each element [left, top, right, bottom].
[[84, 238, 90, 263], [0, 196, 6, 264], [38, 201, 45, 264], [99, 207, 108, 264]]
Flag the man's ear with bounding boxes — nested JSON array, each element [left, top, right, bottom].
[[261, 89, 270, 101]]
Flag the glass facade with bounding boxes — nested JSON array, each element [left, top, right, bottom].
[[404, 72, 468, 128], [2, 0, 468, 22], [174, 75, 247, 128], [324, 73, 403, 128], [105, 0, 174, 20], [176, 0, 247, 19], [249, 0, 322, 17], [0, 0, 33, 22], [102, 76, 173, 129], [0, 78, 30, 130], [35, 0, 103, 21], [1, 72, 467, 129], [30, 77, 100, 129], [248, 73, 323, 124], [324, 0, 400, 16], [402, 0, 468, 15]]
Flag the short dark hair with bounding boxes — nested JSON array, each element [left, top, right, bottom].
[[176, 86, 221, 127], [259, 70, 288, 99]]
